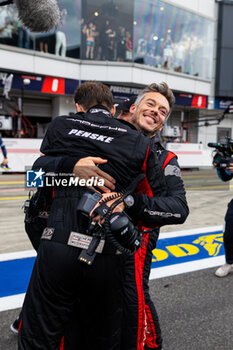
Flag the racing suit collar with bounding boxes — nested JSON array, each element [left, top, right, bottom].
[[88, 105, 112, 117], [117, 119, 138, 131]]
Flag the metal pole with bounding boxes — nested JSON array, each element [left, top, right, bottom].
[[17, 96, 22, 137]]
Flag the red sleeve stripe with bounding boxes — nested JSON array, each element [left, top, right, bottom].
[[59, 336, 64, 350], [137, 146, 153, 197], [162, 151, 177, 170]]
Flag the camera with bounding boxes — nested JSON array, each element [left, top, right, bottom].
[[76, 191, 103, 217], [76, 190, 141, 256], [208, 137, 233, 169], [109, 212, 141, 252]]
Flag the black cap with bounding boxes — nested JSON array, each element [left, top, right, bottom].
[[116, 96, 136, 112]]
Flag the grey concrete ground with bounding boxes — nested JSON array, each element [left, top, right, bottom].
[[0, 170, 233, 350], [0, 174, 32, 254], [151, 268, 233, 350]]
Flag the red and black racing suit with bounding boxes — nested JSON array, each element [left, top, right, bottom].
[[18, 107, 166, 350], [122, 141, 189, 350]]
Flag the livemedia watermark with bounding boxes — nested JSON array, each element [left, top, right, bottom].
[[26, 168, 105, 188]]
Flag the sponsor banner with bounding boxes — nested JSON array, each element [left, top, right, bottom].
[[1, 72, 207, 108], [41, 76, 65, 94], [176, 93, 207, 108], [0, 72, 80, 96], [107, 85, 208, 108], [215, 97, 233, 110], [0, 257, 35, 298], [152, 230, 223, 269], [108, 84, 142, 100], [191, 95, 207, 109]]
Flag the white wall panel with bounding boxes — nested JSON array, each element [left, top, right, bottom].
[[166, 0, 215, 18], [167, 0, 199, 13], [52, 96, 75, 120], [0, 46, 34, 72], [194, 80, 212, 96], [131, 66, 167, 86], [197, 0, 216, 18], [166, 75, 196, 94], [33, 55, 80, 80]]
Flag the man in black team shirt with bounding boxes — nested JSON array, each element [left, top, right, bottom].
[[18, 82, 168, 350]]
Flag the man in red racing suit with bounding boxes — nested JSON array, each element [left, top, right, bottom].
[[122, 141, 188, 350]]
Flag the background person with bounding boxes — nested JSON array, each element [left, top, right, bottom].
[[214, 161, 233, 277], [116, 26, 126, 61], [0, 135, 9, 169], [55, 8, 67, 57], [0, 6, 8, 43], [125, 31, 133, 62], [84, 22, 98, 59], [0, 15, 14, 45], [116, 96, 136, 122], [17, 19, 30, 49]]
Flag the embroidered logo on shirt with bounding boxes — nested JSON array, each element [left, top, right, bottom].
[[164, 165, 181, 177], [41, 227, 54, 240]]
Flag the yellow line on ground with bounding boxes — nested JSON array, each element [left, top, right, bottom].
[[0, 196, 27, 200], [182, 174, 217, 179], [186, 184, 233, 190], [0, 181, 24, 185]]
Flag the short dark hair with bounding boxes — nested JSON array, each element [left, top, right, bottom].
[[74, 81, 114, 111], [135, 82, 175, 111]]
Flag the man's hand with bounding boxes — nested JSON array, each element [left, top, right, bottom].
[[73, 156, 116, 192], [90, 192, 125, 223], [226, 163, 233, 174], [213, 162, 221, 170]]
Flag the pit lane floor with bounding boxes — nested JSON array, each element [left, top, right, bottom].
[[0, 170, 233, 350]]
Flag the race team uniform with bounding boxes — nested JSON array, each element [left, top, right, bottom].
[[18, 107, 166, 350], [122, 141, 189, 350]]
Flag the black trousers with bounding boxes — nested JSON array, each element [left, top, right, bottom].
[[59, 232, 163, 350], [18, 240, 126, 350], [224, 198, 233, 264]]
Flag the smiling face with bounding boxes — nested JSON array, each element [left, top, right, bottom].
[[130, 92, 170, 137]]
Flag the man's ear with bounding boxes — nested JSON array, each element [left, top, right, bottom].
[[76, 103, 86, 112], [129, 104, 136, 114], [111, 104, 116, 116]]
